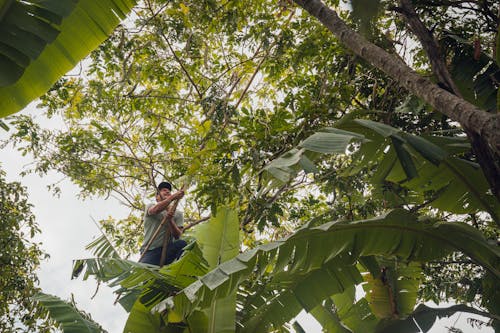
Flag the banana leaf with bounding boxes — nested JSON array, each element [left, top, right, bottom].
[[153, 209, 500, 331], [264, 120, 500, 224], [33, 292, 106, 333], [0, 0, 137, 118]]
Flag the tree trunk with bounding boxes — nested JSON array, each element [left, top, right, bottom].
[[396, 0, 500, 200], [292, 0, 500, 157]]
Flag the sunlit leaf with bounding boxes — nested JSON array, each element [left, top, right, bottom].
[[0, 0, 137, 117]]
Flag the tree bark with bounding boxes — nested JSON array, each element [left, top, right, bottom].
[[292, 0, 500, 157]]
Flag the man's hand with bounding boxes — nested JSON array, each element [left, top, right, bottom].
[[171, 190, 185, 200]]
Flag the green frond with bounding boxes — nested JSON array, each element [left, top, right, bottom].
[[0, 0, 137, 117], [33, 292, 106, 333]]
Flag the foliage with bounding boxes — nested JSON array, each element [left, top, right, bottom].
[[34, 293, 106, 333], [1, 0, 499, 332], [69, 208, 499, 332], [0, 0, 137, 117], [0, 167, 50, 332]]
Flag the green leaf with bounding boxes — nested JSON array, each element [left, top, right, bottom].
[[363, 260, 421, 319], [404, 135, 447, 165], [242, 256, 363, 332], [348, 121, 497, 221], [263, 148, 305, 183], [266, 121, 498, 223], [72, 242, 208, 311], [195, 206, 240, 269], [33, 292, 106, 333], [192, 206, 240, 332], [403, 156, 500, 221], [264, 129, 365, 182], [156, 209, 500, 331], [391, 137, 418, 180], [0, 0, 137, 117], [310, 301, 352, 333], [444, 34, 499, 111], [85, 234, 121, 259], [0, 118, 8, 130], [332, 287, 378, 332], [300, 129, 363, 154], [123, 297, 166, 333], [354, 119, 401, 138]]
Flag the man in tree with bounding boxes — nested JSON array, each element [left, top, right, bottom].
[[139, 181, 186, 266]]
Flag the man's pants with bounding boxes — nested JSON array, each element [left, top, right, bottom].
[[139, 239, 187, 266]]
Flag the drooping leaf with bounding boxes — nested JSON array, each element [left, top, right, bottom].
[[263, 129, 365, 183], [0, 119, 9, 130], [85, 234, 121, 259], [363, 260, 421, 319], [33, 292, 106, 333], [123, 298, 166, 333], [443, 33, 499, 112], [242, 255, 363, 332], [72, 242, 208, 312], [300, 128, 365, 154], [391, 137, 418, 180], [331, 286, 378, 332], [0, 0, 137, 117], [310, 300, 353, 333]]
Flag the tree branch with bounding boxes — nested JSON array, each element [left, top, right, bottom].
[[159, 31, 203, 100]]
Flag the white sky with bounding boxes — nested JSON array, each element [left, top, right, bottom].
[[1, 106, 493, 332], [1, 103, 129, 332]]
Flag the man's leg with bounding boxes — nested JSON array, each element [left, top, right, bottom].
[[164, 239, 187, 265], [139, 247, 162, 266]]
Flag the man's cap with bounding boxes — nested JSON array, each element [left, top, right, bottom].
[[157, 181, 172, 191]]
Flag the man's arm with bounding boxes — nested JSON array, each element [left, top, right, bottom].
[[167, 215, 183, 239], [147, 190, 184, 215]]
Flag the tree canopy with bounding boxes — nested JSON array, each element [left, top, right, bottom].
[[1, 0, 499, 332]]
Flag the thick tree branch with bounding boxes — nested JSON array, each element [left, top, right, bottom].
[[397, 0, 460, 95], [183, 216, 210, 231], [293, 0, 500, 156]]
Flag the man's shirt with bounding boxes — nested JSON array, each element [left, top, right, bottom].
[[141, 203, 184, 253]]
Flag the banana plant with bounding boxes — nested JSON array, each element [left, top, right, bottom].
[[310, 286, 378, 333], [154, 209, 499, 332], [43, 122, 500, 332], [0, 0, 137, 118], [55, 207, 499, 332], [70, 206, 240, 333], [263, 120, 500, 225]]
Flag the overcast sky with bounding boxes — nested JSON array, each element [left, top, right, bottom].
[[1, 104, 493, 333], [2, 104, 131, 332]]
